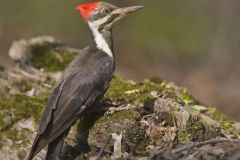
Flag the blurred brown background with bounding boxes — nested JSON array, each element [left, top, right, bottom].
[[0, 0, 239, 120]]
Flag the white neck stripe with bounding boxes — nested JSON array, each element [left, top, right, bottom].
[[88, 22, 113, 58]]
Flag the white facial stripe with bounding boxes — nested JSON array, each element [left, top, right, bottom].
[[88, 21, 113, 58], [93, 14, 111, 27]]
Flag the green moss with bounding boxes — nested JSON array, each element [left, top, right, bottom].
[[0, 94, 47, 131], [207, 108, 232, 122], [180, 88, 208, 112], [0, 97, 13, 130], [149, 77, 163, 83], [204, 108, 240, 134], [89, 110, 140, 138], [221, 122, 234, 131], [13, 95, 47, 123], [182, 94, 195, 105], [0, 128, 32, 150], [125, 123, 151, 152], [17, 80, 32, 93], [79, 77, 240, 146], [105, 77, 182, 106], [0, 94, 47, 150], [4, 85, 10, 93], [220, 122, 240, 135], [5, 128, 31, 148], [105, 77, 207, 112], [30, 43, 77, 72], [105, 77, 137, 101], [94, 110, 140, 128], [178, 131, 190, 142], [18, 150, 27, 160], [185, 116, 206, 141], [178, 116, 220, 142], [105, 77, 212, 115], [191, 105, 208, 112]]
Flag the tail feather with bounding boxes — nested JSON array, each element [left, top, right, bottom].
[[25, 136, 41, 160], [26, 134, 52, 160], [45, 132, 67, 160], [26, 129, 70, 160]]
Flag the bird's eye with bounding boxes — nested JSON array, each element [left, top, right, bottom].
[[102, 8, 110, 14]]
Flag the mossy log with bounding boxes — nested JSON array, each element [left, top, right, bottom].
[[0, 36, 239, 160]]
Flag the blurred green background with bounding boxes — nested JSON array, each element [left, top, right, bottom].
[[0, 0, 240, 120]]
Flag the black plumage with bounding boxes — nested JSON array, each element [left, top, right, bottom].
[[27, 46, 114, 159]]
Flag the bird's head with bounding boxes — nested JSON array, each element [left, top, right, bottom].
[[76, 2, 143, 31]]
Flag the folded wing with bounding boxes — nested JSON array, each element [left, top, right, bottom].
[[27, 53, 114, 159]]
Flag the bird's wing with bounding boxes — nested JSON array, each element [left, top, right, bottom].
[[27, 57, 113, 159]]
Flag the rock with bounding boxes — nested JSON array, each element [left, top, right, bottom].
[[8, 36, 78, 72], [8, 39, 30, 62], [0, 36, 239, 160]]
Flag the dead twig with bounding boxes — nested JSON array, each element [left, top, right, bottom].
[[95, 135, 112, 160]]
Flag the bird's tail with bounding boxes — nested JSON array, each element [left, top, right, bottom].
[[45, 132, 66, 160], [25, 132, 67, 160], [25, 136, 41, 160]]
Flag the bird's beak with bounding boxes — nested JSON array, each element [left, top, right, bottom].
[[111, 5, 143, 20], [102, 5, 143, 30]]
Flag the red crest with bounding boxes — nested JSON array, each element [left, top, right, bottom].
[[76, 2, 99, 20]]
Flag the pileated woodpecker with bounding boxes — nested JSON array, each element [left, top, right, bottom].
[[26, 2, 142, 160]]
